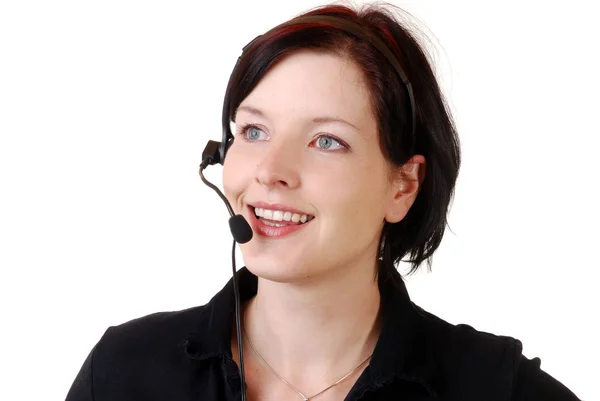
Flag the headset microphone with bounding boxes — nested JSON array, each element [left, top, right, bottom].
[[229, 215, 253, 244], [199, 140, 252, 244], [199, 139, 250, 401]]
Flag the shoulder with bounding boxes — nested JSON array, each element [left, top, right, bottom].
[[413, 305, 580, 400], [105, 305, 205, 339], [66, 305, 211, 400], [414, 303, 521, 362], [512, 353, 580, 400], [97, 305, 206, 352], [92, 306, 208, 382], [415, 305, 520, 397]]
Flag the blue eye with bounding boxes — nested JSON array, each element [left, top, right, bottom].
[[315, 135, 344, 150], [240, 124, 267, 141], [247, 127, 261, 140]]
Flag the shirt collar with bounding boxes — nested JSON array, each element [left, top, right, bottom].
[[369, 272, 440, 396], [182, 267, 439, 397]]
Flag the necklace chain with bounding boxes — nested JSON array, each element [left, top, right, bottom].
[[242, 325, 372, 401]]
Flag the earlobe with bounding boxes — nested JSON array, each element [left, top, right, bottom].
[[384, 155, 426, 224]]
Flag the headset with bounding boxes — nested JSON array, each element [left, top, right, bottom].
[[198, 15, 416, 401]]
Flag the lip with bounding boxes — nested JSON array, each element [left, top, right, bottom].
[[249, 201, 313, 217], [246, 204, 314, 238]]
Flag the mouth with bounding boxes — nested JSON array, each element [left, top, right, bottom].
[[249, 205, 315, 227], [245, 204, 315, 238]]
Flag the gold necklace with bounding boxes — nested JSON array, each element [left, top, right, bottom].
[[242, 325, 372, 401]]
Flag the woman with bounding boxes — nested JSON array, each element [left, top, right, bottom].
[[66, 3, 580, 400]]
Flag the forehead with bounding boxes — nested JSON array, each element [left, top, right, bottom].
[[236, 50, 374, 128]]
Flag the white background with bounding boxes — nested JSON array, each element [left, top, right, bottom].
[[0, 1, 598, 400]]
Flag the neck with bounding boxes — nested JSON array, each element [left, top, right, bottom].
[[242, 263, 382, 386]]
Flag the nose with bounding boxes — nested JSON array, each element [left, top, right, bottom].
[[254, 140, 301, 189]]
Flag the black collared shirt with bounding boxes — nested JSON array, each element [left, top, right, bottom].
[[66, 267, 580, 400]]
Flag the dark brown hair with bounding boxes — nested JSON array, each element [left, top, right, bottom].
[[222, 3, 461, 280]]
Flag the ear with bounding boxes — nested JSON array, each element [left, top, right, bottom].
[[384, 155, 426, 224]]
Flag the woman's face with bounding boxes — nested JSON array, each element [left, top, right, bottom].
[[223, 50, 413, 283]]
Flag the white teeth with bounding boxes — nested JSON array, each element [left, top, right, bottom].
[[254, 207, 312, 224], [262, 220, 286, 227]]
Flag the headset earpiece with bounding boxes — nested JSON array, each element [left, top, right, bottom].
[[219, 137, 234, 165]]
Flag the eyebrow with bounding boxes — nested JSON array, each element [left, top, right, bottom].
[[236, 105, 359, 131]]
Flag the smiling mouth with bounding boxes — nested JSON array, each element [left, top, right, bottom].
[[250, 206, 315, 226]]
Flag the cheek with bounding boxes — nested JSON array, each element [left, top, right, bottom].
[[310, 162, 388, 220], [221, 162, 234, 194], [222, 147, 249, 201]]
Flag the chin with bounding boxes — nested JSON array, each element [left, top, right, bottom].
[[244, 257, 318, 284], [240, 240, 307, 280]]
